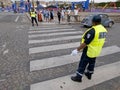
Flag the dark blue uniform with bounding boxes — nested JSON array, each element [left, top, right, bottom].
[[76, 28, 96, 78]]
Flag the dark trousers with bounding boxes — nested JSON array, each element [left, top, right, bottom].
[[67, 15, 70, 22], [77, 52, 96, 77], [31, 17, 38, 26], [58, 15, 61, 23]]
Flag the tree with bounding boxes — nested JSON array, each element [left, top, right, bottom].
[[117, 0, 120, 2], [116, 1, 120, 7], [97, 2, 107, 7]]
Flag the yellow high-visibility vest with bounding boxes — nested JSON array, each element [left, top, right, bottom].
[[81, 24, 107, 58], [30, 12, 36, 17]]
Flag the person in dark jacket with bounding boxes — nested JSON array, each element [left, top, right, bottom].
[[50, 10, 54, 22], [57, 10, 61, 24]]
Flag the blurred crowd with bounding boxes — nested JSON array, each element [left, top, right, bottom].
[[34, 8, 79, 24]]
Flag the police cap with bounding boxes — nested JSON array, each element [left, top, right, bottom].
[[92, 15, 101, 23]]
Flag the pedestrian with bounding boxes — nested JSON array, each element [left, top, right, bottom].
[[74, 8, 78, 15], [71, 15, 107, 82], [61, 8, 65, 21], [49, 9, 54, 22], [30, 8, 38, 26], [42, 9, 46, 20], [57, 9, 61, 24], [37, 10, 42, 22], [74, 8, 79, 22], [67, 8, 71, 23], [45, 9, 49, 22]]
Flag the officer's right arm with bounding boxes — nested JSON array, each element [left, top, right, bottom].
[[84, 28, 95, 45], [77, 43, 87, 51], [77, 28, 95, 51]]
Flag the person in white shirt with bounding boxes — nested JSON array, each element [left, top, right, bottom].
[[67, 8, 71, 15], [74, 8, 78, 15], [45, 9, 50, 22], [61, 8, 65, 21], [67, 8, 71, 23], [74, 8, 79, 21]]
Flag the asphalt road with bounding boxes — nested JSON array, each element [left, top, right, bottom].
[[0, 12, 120, 90]]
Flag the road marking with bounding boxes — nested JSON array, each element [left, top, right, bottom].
[[16, 26, 20, 29], [29, 42, 80, 54], [15, 16, 19, 22], [30, 61, 120, 90], [2, 43, 6, 48], [0, 79, 6, 82], [20, 25, 24, 28], [16, 29, 23, 31], [28, 29, 77, 34], [22, 19, 27, 23], [30, 45, 120, 71], [29, 27, 73, 30], [29, 35, 82, 44], [40, 22, 56, 24], [29, 31, 82, 38], [30, 24, 72, 28], [3, 49, 9, 55], [0, 43, 7, 53]]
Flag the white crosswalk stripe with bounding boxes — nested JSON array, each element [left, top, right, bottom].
[[28, 24, 120, 90], [29, 42, 80, 54], [29, 26, 73, 30], [30, 45, 120, 71], [29, 31, 82, 38], [28, 29, 76, 34], [31, 61, 120, 90], [29, 35, 82, 44]]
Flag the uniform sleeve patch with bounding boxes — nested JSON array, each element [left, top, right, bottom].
[[99, 32, 107, 39], [87, 33, 91, 39]]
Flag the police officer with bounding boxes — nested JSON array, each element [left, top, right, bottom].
[[30, 8, 38, 26], [71, 15, 107, 82]]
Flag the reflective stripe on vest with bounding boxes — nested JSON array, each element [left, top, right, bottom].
[[30, 12, 36, 17], [81, 24, 107, 58]]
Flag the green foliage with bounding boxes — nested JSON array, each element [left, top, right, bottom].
[[59, 4, 64, 8], [97, 1, 120, 7], [116, 0, 120, 2], [116, 2, 120, 7], [97, 2, 107, 7]]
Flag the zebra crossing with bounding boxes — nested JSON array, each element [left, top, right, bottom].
[[31, 61, 120, 90], [28, 24, 120, 90]]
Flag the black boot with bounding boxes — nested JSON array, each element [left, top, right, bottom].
[[36, 23, 38, 26], [71, 76, 82, 82], [85, 72, 92, 80]]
